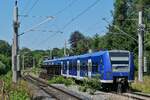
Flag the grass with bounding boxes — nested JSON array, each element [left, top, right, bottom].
[[48, 75, 101, 95], [31, 67, 41, 76], [0, 71, 31, 100], [48, 76, 75, 86], [131, 75, 150, 93]]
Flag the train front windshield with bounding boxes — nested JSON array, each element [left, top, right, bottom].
[[109, 51, 129, 72]]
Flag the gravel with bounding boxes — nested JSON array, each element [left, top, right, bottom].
[[51, 84, 135, 100], [26, 79, 56, 100]]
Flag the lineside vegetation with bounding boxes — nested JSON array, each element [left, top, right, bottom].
[[0, 72, 31, 100]]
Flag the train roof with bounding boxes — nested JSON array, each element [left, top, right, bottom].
[[43, 50, 107, 63]]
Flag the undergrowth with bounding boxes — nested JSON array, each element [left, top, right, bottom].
[[79, 75, 101, 95], [131, 75, 150, 93], [0, 71, 30, 100], [48, 76, 75, 86], [31, 67, 41, 76]]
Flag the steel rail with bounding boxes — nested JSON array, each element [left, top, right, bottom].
[[23, 75, 90, 100]]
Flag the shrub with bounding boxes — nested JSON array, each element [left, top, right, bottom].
[[0, 54, 11, 74], [0, 61, 6, 75], [48, 76, 75, 86], [64, 78, 75, 86], [0, 71, 30, 100], [31, 67, 41, 76], [79, 74, 101, 94], [79, 86, 87, 92], [131, 76, 150, 93]]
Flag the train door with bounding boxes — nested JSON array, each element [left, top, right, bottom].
[[69, 59, 77, 76], [69, 60, 72, 75], [72, 59, 77, 76], [80, 59, 88, 77], [91, 56, 100, 77], [62, 61, 67, 75], [98, 56, 104, 79]]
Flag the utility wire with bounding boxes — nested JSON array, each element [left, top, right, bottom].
[[19, 0, 40, 22], [25, 0, 40, 15], [41, 0, 100, 50], [39, 0, 78, 33], [19, 16, 54, 36], [23, 0, 30, 14], [103, 18, 137, 42], [55, 0, 78, 16], [34, 31, 63, 48], [33, 0, 78, 47], [28, 29, 63, 33], [19, 15, 53, 18], [21, 0, 77, 18], [62, 0, 101, 30]]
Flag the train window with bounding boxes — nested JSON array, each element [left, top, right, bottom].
[[72, 60, 77, 75], [80, 60, 88, 77], [92, 62, 99, 74], [62, 61, 67, 74], [69, 61, 72, 69], [69, 61, 72, 74], [109, 51, 129, 72], [68, 60, 77, 75]]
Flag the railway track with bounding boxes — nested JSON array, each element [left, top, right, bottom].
[[122, 92, 150, 100], [106, 91, 150, 100], [22, 71, 150, 100], [23, 75, 90, 100]]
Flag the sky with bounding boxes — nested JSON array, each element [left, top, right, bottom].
[[0, 0, 114, 50]]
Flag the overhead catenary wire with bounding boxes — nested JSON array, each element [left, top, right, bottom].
[[28, 29, 63, 33], [61, 0, 101, 30], [20, 0, 78, 19], [33, 0, 78, 47], [33, 31, 63, 48], [19, 15, 54, 19], [55, 0, 78, 16], [19, 16, 54, 36], [22, 0, 30, 14], [25, 0, 40, 15], [102, 18, 137, 42], [19, 0, 41, 24], [37, 0, 101, 49]]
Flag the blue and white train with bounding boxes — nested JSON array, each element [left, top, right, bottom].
[[43, 50, 134, 92]]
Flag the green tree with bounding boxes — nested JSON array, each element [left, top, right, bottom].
[[0, 40, 11, 56], [52, 48, 63, 58], [0, 61, 6, 74], [0, 40, 11, 74], [76, 37, 92, 54], [69, 31, 85, 54]]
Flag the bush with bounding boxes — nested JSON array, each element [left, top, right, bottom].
[[48, 76, 75, 86], [31, 67, 41, 76], [0, 71, 30, 100], [0, 61, 6, 74], [79, 74, 101, 94], [0, 54, 11, 75], [64, 78, 75, 86], [131, 76, 150, 93], [79, 86, 87, 92]]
